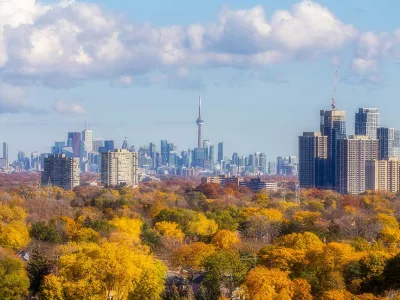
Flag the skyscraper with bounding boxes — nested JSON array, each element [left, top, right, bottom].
[[161, 140, 169, 166], [276, 156, 285, 175], [259, 153, 267, 174], [121, 138, 129, 150], [193, 148, 206, 168], [2, 143, 8, 160], [232, 153, 239, 165], [209, 145, 217, 162], [320, 109, 346, 188], [268, 161, 277, 175], [138, 146, 151, 168], [51, 142, 66, 155], [336, 135, 378, 194], [248, 154, 255, 168], [41, 154, 80, 190], [218, 142, 224, 162], [18, 151, 25, 164], [99, 140, 115, 153], [31, 151, 40, 171], [168, 142, 177, 152], [67, 132, 81, 157], [168, 151, 178, 167], [196, 96, 204, 148], [377, 127, 395, 160], [203, 140, 210, 158], [81, 129, 93, 155], [394, 130, 400, 159], [149, 143, 157, 169], [92, 138, 104, 153], [101, 149, 138, 187], [355, 108, 380, 139], [299, 132, 328, 189]]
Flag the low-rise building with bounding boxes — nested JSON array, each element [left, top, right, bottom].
[[201, 175, 243, 186], [240, 178, 278, 193]]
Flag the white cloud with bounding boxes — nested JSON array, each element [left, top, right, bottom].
[[0, 0, 400, 88], [0, 82, 43, 114], [0, 0, 363, 88], [270, 1, 357, 53], [117, 76, 133, 86], [52, 99, 85, 115], [351, 58, 378, 74]]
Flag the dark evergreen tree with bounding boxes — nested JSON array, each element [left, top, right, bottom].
[[27, 246, 52, 296]]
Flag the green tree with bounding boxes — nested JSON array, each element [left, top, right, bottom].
[[382, 252, 400, 291], [154, 208, 198, 234], [185, 191, 208, 210], [30, 221, 61, 243], [207, 210, 239, 231], [201, 250, 248, 299]]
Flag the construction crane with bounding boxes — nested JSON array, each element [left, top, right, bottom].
[[331, 70, 338, 110]]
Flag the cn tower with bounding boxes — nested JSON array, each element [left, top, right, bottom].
[[196, 96, 204, 148]]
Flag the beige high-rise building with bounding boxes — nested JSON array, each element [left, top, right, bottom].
[[366, 159, 400, 193], [336, 135, 379, 194], [101, 149, 138, 187], [41, 154, 80, 190], [299, 132, 328, 189]]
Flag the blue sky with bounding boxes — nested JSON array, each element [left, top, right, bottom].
[[1, 0, 400, 161]]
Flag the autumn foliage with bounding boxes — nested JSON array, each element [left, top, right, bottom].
[[2, 178, 400, 299]]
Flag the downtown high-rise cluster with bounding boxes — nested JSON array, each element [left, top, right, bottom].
[[135, 97, 297, 177], [0, 97, 299, 190], [299, 106, 400, 194]]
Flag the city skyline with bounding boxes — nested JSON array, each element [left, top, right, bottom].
[[3, 1, 400, 160]]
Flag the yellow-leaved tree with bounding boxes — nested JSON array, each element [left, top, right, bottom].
[[154, 221, 185, 243], [54, 242, 166, 300], [0, 202, 29, 250], [109, 217, 143, 245], [61, 216, 100, 243], [212, 229, 240, 249], [242, 266, 312, 300], [274, 232, 324, 252], [320, 289, 355, 300], [39, 274, 63, 300], [172, 242, 216, 272], [188, 213, 218, 237]]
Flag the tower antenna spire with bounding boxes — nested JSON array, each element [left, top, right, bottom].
[[332, 70, 338, 110], [196, 95, 204, 148], [199, 95, 202, 117]]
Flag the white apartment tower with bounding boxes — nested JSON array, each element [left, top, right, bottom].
[[336, 135, 379, 194], [366, 159, 400, 193], [101, 149, 138, 187]]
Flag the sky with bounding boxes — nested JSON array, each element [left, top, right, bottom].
[[1, 0, 400, 161]]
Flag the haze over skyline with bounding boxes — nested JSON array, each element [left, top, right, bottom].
[[1, 0, 400, 160]]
